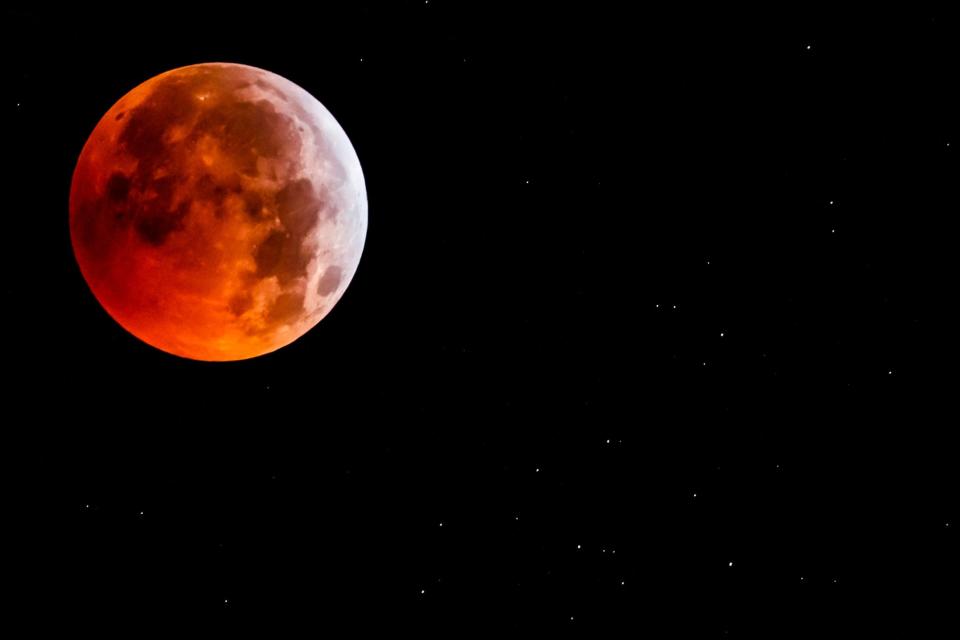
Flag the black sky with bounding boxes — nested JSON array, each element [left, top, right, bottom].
[[2, 3, 957, 635]]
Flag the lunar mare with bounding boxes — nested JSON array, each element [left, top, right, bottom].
[[70, 63, 366, 361]]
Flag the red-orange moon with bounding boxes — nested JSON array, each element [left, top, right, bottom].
[[70, 63, 367, 361]]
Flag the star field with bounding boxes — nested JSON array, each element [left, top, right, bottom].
[[2, 3, 956, 635]]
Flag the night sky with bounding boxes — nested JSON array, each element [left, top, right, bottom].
[[4, 4, 956, 634]]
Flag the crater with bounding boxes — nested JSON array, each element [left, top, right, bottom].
[[317, 265, 342, 296]]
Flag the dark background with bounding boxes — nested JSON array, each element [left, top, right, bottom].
[[2, 3, 956, 635]]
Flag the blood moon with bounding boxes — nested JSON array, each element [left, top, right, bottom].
[[70, 63, 367, 361]]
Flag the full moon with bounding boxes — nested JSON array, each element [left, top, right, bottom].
[[70, 63, 367, 361]]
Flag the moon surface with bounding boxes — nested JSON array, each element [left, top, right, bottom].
[[70, 63, 367, 361]]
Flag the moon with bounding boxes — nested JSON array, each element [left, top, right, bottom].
[[70, 63, 367, 361]]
